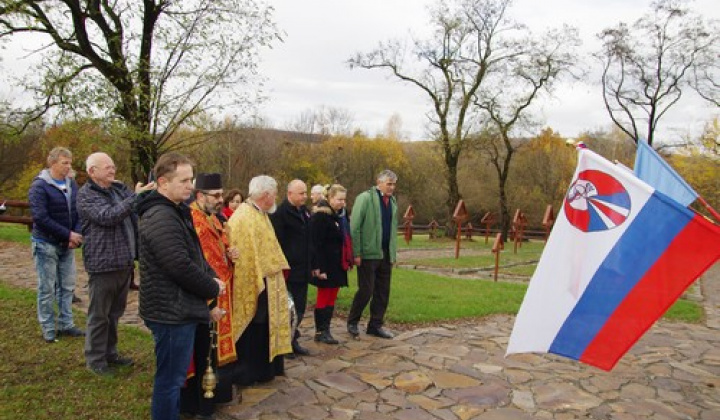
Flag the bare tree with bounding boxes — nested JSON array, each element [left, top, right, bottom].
[[0, 0, 279, 181], [597, 0, 717, 146], [349, 0, 579, 235], [474, 24, 580, 237], [692, 32, 720, 107], [383, 113, 406, 140], [287, 105, 355, 136]]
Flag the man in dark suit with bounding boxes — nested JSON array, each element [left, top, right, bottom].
[[270, 179, 312, 356]]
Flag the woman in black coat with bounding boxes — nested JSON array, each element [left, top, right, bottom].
[[309, 184, 353, 344]]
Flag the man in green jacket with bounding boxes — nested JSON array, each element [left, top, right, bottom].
[[347, 170, 398, 339]]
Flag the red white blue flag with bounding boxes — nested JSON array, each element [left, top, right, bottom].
[[506, 148, 720, 371]]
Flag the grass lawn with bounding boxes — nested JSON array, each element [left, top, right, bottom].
[[0, 282, 154, 420], [402, 249, 541, 269], [398, 234, 506, 250], [310, 268, 703, 325], [320, 269, 530, 324], [400, 235, 544, 269], [0, 222, 31, 244]]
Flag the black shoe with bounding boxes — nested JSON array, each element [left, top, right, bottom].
[[72, 294, 82, 303], [107, 355, 134, 366], [44, 336, 58, 344], [58, 327, 85, 337], [347, 323, 359, 337], [292, 341, 311, 356], [314, 330, 339, 345], [88, 365, 113, 376], [367, 327, 394, 339]]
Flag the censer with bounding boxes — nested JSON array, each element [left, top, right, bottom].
[[201, 321, 218, 398]]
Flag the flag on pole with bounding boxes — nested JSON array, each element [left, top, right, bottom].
[[506, 148, 720, 371], [634, 140, 698, 207]]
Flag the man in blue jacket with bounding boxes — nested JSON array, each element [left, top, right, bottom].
[[77, 152, 155, 375], [28, 146, 85, 343]]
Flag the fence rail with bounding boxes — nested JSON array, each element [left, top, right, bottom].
[[398, 223, 548, 240], [0, 199, 33, 228]]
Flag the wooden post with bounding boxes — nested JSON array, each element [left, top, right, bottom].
[[542, 204, 555, 243], [403, 205, 415, 245], [491, 233, 504, 282], [452, 200, 468, 259], [480, 212, 495, 244], [518, 212, 527, 249]]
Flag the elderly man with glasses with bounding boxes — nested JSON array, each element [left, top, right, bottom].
[[77, 152, 156, 375]]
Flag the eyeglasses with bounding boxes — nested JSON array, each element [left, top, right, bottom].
[[202, 191, 223, 199]]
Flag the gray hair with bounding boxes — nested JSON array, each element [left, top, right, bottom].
[[47, 147, 72, 166], [310, 184, 326, 195], [248, 175, 278, 199], [85, 152, 110, 171], [377, 169, 398, 182]]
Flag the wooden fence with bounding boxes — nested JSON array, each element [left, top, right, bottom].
[[0, 199, 33, 229]]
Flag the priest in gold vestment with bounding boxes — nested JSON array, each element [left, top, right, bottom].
[[182, 173, 239, 418], [227, 175, 292, 385]]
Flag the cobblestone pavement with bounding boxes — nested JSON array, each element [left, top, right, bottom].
[[2, 241, 719, 419]]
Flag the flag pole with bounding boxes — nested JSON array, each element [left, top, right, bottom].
[[696, 195, 720, 224]]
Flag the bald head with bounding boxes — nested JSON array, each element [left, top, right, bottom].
[[86, 152, 116, 188], [287, 179, 307, 207]]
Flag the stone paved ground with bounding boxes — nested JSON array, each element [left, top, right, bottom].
[[2, 241, 719, 419]]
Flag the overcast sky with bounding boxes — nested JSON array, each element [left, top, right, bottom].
[[259, 0, 719, 142], [0, 0, 717, 143]]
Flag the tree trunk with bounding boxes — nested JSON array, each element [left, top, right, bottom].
[[444, 161, 461, 237], [129, 127, 158, 184], [498, 175, 511, 242]]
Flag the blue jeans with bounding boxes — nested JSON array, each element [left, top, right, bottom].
[[146, 321, 197, 420], [32, 240, 77, 339]]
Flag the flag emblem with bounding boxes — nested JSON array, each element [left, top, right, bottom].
[[564, 170, 631, 232]]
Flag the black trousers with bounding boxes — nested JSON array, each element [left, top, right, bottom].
[[180, 322, 234, 417], [233, 289, 284, 386], [347, 253, 392, 329], [286, 281, 308, 339]]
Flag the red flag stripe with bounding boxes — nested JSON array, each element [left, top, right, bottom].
[[580, 214, 720, 370]]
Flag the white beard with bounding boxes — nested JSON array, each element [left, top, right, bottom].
[[267, 203, 277, 214]]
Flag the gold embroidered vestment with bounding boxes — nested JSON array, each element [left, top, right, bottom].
[[227, 202, 292, 361]]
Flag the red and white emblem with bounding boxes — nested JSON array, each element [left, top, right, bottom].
[[564, 170, 631, 232]]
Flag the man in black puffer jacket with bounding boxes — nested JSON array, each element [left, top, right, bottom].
[[137, 152, 226, 420]]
